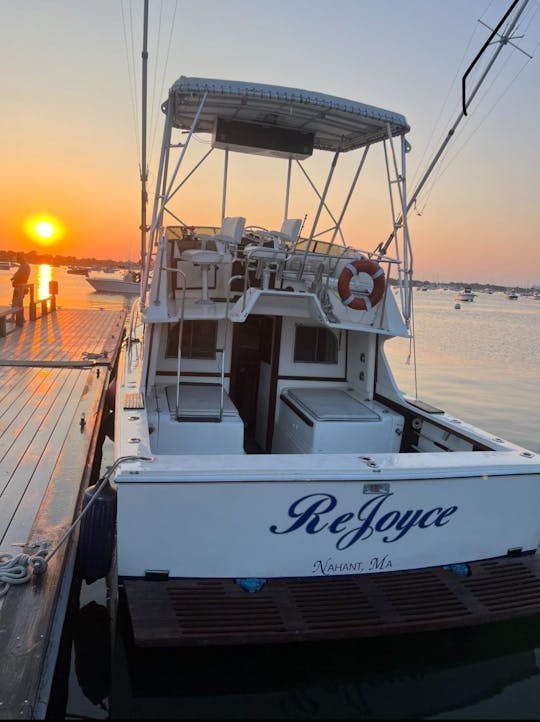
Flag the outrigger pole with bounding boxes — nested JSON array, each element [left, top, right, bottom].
[[377, 0, 531, 256], [139, 0, 149, 274]]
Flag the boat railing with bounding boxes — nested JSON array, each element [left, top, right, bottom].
[[163, 227, 406, 325], [223, 236, 403, 326], [124, 299, 142, 385], [217, 348, 225, 420], [173, 277, 234, 422], [141, 223, 174, 304], [172, 268, 187, 418], [228, 272, 248, 311]]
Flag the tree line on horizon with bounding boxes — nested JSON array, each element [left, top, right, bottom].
[[1, 248, 533, 292], [0, 248, 136, 269]]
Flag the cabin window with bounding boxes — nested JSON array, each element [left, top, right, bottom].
[[294, 325, 338, 364], [166, 320, 217, 359]]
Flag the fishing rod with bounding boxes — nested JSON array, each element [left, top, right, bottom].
[[377, 0, 532, 256]]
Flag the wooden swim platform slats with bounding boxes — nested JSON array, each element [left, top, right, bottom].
[[124, 554, 540, 648]]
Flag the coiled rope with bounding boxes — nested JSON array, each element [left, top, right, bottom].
[[0, 455, 151, 598]]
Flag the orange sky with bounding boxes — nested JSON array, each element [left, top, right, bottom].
[[1, 0, 539, 285]]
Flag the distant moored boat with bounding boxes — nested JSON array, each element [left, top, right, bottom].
[[67, 265, 91, 276], [454, 287, 476, 302]]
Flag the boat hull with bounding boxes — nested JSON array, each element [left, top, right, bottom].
[[86, 277, 140, 294], [115, 465, 540, 579]]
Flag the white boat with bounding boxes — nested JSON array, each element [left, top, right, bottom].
[[71, 1, 538, 647], [85, 269, 140, 295], [505, 288, 519, 300], [109, 69, 540, 594], [454, 287, 476, 302]]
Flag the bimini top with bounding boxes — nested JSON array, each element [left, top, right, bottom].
[[166, 76, 409, 153]]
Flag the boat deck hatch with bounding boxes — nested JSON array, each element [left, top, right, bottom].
[[165, 384, 240, 418], [285, 388, 380, 422]]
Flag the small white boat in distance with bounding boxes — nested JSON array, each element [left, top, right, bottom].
[[455, 287, 476, 302], [86, 269, 140, 295], [505, 288, 519, 300]]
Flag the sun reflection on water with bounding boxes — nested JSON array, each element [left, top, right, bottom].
[[36, 263, 52, 300]]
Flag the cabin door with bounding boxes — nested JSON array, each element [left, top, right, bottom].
[[229, 316, 280, 452]]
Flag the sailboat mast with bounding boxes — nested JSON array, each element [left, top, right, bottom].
[[140, 0, 149, 269]]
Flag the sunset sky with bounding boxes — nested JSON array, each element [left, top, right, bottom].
[[0, 0, 538, 285]]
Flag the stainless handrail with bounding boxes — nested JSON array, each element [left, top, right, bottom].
[[174, 269, 187, 418], [124, 299, 141, 389]]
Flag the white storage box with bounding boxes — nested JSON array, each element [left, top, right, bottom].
[[272, 387, 403, 454], [149, 384, 245, 455]]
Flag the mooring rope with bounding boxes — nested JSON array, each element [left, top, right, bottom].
[[0, 455, 151, 598], [0, 551, 47, 597]]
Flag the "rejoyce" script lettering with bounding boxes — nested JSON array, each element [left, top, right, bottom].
[[269, 492, 458, 550]]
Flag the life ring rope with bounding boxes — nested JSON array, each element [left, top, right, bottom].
[[337, 258, 386, 312]]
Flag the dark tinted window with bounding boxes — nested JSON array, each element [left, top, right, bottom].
[[294, 325, 338, 364], [166, 320, 217, 359]]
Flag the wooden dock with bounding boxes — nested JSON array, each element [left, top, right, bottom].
[[0, 307, 126, 719]]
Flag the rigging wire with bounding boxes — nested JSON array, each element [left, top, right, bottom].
[[149, 0, 179, 169], [119, 0, 179, 221], [417, 39, 535, 213], [405, 287, 418, 401], [120, 0, 141, 164], [119, 0, 183, 263], [148, 0, 164, 153], [408, 14, 481, 193]]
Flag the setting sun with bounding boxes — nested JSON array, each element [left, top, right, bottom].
[[36, 220, 54, 238], [23, 213, 65, 246]]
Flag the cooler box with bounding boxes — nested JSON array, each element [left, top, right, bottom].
[[272, 387, 403, 454]]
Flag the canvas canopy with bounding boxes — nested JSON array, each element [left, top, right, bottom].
[[166, 76, 409, 153]]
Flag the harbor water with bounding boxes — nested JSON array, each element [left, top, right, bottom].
[[3, 266, 540, 719]]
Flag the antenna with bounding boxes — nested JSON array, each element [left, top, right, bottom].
[[140, 0, 149, 272]]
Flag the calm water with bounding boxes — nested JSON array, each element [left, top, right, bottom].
[[385, 288, 540, 454], [11, 268, 540, 719]]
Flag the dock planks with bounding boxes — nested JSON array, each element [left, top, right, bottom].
[[0, 307, 125, 366], [0, 307, 127, 719]]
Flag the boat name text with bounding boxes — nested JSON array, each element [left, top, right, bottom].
[[312, 554, 392, 575], [269, 492, 458, 550]]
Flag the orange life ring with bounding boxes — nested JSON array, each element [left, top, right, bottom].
[[337, 259, 385, 311]]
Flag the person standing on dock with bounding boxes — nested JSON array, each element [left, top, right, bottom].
[[10, 253, 31, 307]]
